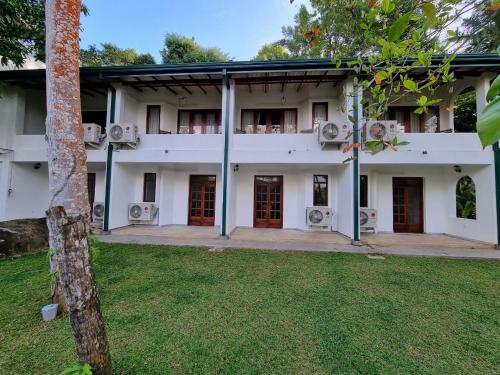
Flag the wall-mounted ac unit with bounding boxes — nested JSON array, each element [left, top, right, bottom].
[[318, 120, 351, 145], [128, 203, 156, 221], [360, 208, 377, 231], [306, 206, 332, 227], [108, 123, 139, 147], [365, 120, 398, 142], [92, 202, 104, 222], [83, 123, 102, 147]]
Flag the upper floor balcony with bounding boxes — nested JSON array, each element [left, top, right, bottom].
[[1, 65, 495, 166]]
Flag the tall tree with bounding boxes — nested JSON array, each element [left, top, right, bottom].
[[160, 33, 229, 63], [284, 0, 499, 149], [0, 0, 88, 67], [45, 0, 111, 373], [80, 43, 156, 66], [254, 43, 291, 61], [280, 0, 436, 58], [455, 0, 500, 52]]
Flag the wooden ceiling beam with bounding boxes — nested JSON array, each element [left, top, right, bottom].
[[189, 75, 207, 94], [170, 75, 192, 95], [207, 74, 221, 94]]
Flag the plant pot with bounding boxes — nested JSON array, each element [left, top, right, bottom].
[[41, 303, 58, 321]]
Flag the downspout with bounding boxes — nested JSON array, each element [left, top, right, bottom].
[[103, 87, 116, 233], [494, 142, 500, 247], [220, 70, 231, 239], [351, 82, 361, 245]]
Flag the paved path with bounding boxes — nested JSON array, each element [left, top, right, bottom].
[[98, 227, 500, 259]]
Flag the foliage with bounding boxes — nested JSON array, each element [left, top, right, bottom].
[[160, 33, 230, 64], [1, 245, 499, 374], [281, 0, 437, 58], [453, 0, 500, 53], [60, 363, 92, 375], [454, 88, 477, 132], [477, 72, 500, 147], [80, 43, 156, 66], [87, 234, 101, 263], [254, 43, 290, 61], [286, 0, 500, 149], [456, 176, 477, 219], [0, 1, 88, 67], [134, 52, 156, 65]]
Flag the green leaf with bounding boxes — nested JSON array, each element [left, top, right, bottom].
[[396, 141, 410, 146], [486, 74, 500, 101], [422, 2, 437, 24], [477, 96, 500, 148], [382, 0, 393, 13], [388, 13, 412, 42], [417, 95, 428, 106], [403, 79, 418, 92]]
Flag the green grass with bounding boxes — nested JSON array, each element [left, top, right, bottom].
[[0, 244, 499, 374]]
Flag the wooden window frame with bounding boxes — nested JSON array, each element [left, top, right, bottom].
[[240, 108, 298, 134], [360, 175, 368, 208], [177, 109, 221, 134], [312, 102, 328, 129], [313, 174, 328, 206], [146, 105, 161, 134], [143, 173, 156, 203]]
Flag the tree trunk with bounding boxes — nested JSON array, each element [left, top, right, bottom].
[[45, 1, 112, 374]]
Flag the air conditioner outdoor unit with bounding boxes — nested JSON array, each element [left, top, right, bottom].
[[306, 206, 332, 227], [128, 203, 156, 221], [360, 208, 377, 232], [365, 120, 398, 142], [108, 123, 139, 147], [318, 120, 351, 145], [92, 202, 105, 222], [83, 123, 102, 147]]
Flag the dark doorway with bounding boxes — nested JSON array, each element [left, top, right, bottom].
[[392, 177, 424, 233], [87, 173, 96, 220], [189, 175, 216, 226], [82, 110, 107, 133], [254, 176, 283, 228]]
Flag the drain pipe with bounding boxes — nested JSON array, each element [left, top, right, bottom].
[[220, 70, 230, 239], [351, 82, 362, 245], [103, 87, 116, 233], [494, 142, 500, 248]]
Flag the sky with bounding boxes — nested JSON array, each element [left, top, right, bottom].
[[80, 0, 309, 63]]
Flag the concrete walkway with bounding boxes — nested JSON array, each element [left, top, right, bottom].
[[98, 226, 500, 259]]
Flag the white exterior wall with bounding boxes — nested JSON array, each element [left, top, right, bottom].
[[232, 164, 349, 233], [446, 165, 498, 243], [108, 163, 222, 230], [0, 71, 497, 245], [3, 162, 48, 219], [362, 164, 498, 243]]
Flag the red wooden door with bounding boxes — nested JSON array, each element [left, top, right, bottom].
[[189, 175, 216, 226], [254, 176, 283, 228], [393, 177, 424, 233]]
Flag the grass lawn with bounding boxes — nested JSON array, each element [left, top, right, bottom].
[[0, 244, 499, 374]]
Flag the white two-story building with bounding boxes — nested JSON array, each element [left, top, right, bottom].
[[0, 54, 499, 245]]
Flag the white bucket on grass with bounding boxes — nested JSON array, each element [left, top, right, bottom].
[[41, 303, 58, 321]]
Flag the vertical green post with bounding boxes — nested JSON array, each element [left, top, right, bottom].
[[103, 87, 116, 233], [220, 70, 230, 239], [352, 83, 361, 245], [494, 142, 500, 246]]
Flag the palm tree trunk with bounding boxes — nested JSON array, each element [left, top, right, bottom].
[[45, 1, 112, 373]]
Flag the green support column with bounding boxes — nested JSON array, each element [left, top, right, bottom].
[[352, 83, 361, 245], [103, 87, 116, 233], [220, 70, 230, 239], [494, 142, 500, 247]]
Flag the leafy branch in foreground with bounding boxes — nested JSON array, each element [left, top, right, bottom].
[[297, 0, 499, 149]]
